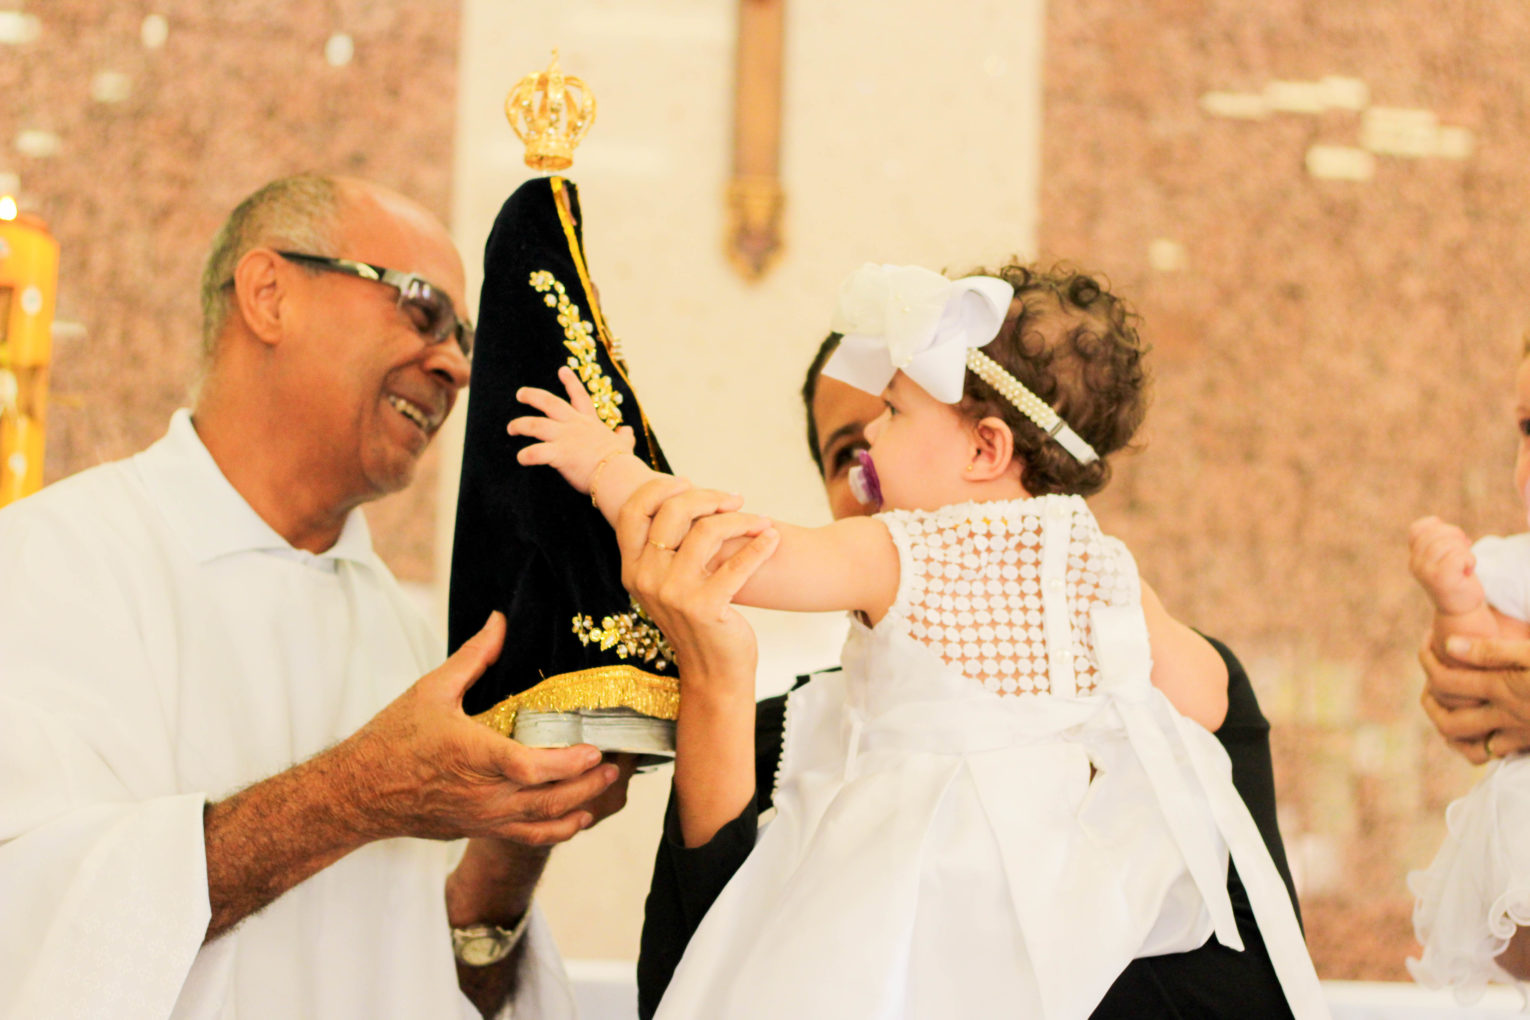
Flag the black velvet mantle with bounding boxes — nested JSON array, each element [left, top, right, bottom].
[[448, 176, 669, 716]]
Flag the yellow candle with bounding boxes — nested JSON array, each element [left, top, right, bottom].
[[0, 198, 60, 507]]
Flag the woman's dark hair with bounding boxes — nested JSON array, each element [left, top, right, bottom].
[[958, 261, 1150, 497], [801, 332, 843, 475]]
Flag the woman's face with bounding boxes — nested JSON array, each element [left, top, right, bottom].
[[811, 375, 886, 521]]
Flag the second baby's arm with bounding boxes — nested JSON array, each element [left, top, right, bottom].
[[1409, 516, 1530, 660]]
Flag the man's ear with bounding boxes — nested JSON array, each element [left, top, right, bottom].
[[969, 416, 1015, 481], [230, 248, 287, 347]]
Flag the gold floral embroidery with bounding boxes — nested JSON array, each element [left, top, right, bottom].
[[530, 269, 624, 429], [572, 597, 675, 671]]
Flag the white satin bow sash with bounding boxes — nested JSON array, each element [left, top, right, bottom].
[[822, 263, 1015, 402], [1092, 603, 1332, 1019]]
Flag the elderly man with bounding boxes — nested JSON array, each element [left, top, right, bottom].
[[0, 175, 620, 1018]]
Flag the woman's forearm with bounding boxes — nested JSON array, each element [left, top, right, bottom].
[[674, 676, 757, 847]]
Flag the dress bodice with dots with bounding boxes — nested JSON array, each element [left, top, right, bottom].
[[885, 495, 1137, 700], [655, 495, 1328, 1020]]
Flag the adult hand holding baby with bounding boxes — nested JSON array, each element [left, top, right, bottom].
[[1419, 637, 1530, 763], [1410, 513, 1530, 761], [616, 477, 779, 847]]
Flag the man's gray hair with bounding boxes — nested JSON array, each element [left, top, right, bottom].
[[198, 174, 344, 360]]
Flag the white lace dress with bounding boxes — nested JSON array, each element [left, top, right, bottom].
[[656, 496, 1325, 1019], [1409, 533, 1530, 1004]]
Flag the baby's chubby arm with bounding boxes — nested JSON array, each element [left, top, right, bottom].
[[509, 368, 900, 620], [1408, 516, 1508, 658], [1409, 517, 1530, 712], [1139, 581, 1229, 731]]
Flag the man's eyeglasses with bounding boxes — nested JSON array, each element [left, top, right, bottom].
[[277, 251, 474, 359]]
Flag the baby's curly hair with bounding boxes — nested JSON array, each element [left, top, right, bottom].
[[957, 261, 1150, 497]]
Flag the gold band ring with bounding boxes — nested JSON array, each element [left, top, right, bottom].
[[647, 538, 674, 552], [1486, 731, 1501, 759]]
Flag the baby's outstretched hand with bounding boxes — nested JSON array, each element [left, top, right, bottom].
[[508, 365, 635, 493], [1408, 515, 1486, 617]]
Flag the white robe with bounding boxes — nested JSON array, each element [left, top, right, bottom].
[[0, 410, 575, 1019]]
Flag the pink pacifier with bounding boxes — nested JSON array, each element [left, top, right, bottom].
[[848, 449, 883, 511]]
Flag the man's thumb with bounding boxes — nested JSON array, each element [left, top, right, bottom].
[[444, 611, 506, 706]]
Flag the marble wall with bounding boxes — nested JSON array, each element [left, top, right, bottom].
[[3, 0, 458, 578], [1040, 0, 1530, 977], [9, 0, 1529, 986]]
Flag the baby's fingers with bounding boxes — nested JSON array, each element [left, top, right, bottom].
[[507, 415, 562, 442], [1408, 516, 1447, 544], [1440, 546, 1476, 579], [1412, 525, 1470, 576], [516, 442, 557, 467], [1424, 535, 1475, 580], [515, 385, 576, 419], [558, 366, 600, 418]]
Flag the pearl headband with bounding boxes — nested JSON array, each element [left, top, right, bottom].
[[965, 348, 1099, 465], [821, 263, 1099, 466]]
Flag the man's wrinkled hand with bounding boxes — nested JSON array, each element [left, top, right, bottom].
[[344, 612, 618, 847]]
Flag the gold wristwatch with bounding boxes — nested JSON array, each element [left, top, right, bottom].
[[451, 910, 531, 967]]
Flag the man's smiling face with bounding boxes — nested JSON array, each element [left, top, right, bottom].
[[284, 184, 471, 506]]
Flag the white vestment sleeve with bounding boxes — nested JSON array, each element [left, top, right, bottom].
[[0, 790, 210, 1019], [0, 497, 214, 1019], [2, 428, 580, 1017], [492, 907, 578, 1020]]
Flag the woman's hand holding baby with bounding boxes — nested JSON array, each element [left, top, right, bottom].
[[617, 477, 778, 654], [1411, 515, 1530, 760], [616, 477, 779, 847], [1420, 638, 1530, 762]]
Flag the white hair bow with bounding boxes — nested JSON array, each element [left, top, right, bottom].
[[820, 263, 1100, 465], [821, 264, 1014, 404]]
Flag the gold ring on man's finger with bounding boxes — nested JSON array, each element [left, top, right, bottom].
[[1486, 731, 1501, 759]]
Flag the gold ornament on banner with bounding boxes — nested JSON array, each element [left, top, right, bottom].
[[0, 197, 59, 508], [725, 0, 786, 280], [506, 50, 596, 171]]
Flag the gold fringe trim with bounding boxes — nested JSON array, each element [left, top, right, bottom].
[[474, 665, 681, 736]]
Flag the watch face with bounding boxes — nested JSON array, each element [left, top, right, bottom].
[[459, 934, 507, 967]]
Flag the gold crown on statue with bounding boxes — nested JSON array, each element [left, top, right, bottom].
[[506, 50, 597, 172]]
